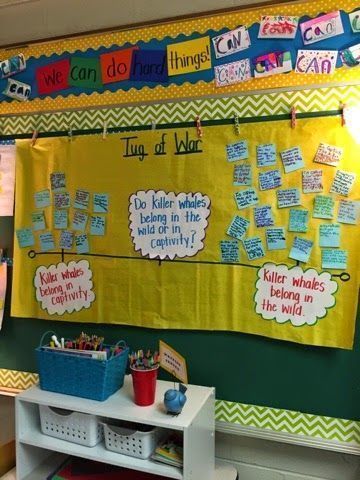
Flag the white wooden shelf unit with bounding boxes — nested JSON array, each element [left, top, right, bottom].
[[15, 375, 215, 480]]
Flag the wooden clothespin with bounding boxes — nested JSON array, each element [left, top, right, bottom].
[[341, 103, 347, 127], [68, 124, 73, 142], [31, 129, 38, 147], [291, 106, 297, 129], [102, 121, 108, 140], [195, 115, 203, 138], [234, 114, 240, 135], [151, 117, 156, 131]]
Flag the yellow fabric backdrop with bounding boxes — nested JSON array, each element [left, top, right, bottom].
[[12, 116, 360, 348]]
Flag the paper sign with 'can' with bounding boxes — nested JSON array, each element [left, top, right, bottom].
[[300, 11, 343, 45], [0, 53, 26, 80], [295, 50, 338, 74], [212, 26, 251, 59], [3, 78, 31, 101], [259, 15, 299, 39], [214, 58, 251, 87], [159, 340, 188, 384], [167, 36, 211, 76], [253, 51, 292, 78]]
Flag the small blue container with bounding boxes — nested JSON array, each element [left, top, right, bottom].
[[36, 332, 129, 401]]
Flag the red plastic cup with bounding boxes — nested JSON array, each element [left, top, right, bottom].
[[130, 365, 159, 406]]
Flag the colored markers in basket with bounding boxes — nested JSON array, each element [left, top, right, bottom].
[[129, 350, 160, 370]]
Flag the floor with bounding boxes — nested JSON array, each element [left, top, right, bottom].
[[0, 468, 15, 480]]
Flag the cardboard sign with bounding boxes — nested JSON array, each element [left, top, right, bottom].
[[212, 26, 251, 59], [259, 15, 299, 39], [167, 36, 211, 76], [159, 340, 188, 383], [0, 53, 26, 80], [36, 59, 71, 95], [69, 57, 102, 89], [214, 58, 251, 87], [130, 49, 168, 83], [100, 46, 138, 84], [300, 11, 344, 45], [253, 51, 292, 78], [295, 50, 337, 74]]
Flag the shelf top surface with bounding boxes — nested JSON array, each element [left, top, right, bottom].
[[17, 375, 214, 429]]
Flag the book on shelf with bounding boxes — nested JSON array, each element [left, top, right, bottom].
[[151, 433, 183, 468]]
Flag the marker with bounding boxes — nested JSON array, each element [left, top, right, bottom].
[[61, 337, 65, 349], [51, 335, 61, 348]]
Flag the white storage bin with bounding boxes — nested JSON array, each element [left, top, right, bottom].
[[39, 404, 103, 447], [103, 421, 159, 459]]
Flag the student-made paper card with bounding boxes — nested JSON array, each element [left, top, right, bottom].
[[220, 240, 239, 262], [74, 190, 90, 210], [72, 211, 88, 231], [313, 195, 335, 219], [266, 227, 286, 250], [340, 43, 360, 67], [300, 11, 344, 45], [35, 189, 51, 208], [227, 215, 250, 240], [226, 141, 248, 162], [258, 169, 282, 191], [322, 249, 347, 270], [257, 144, 276, 167], [90, 215, 106, 235], [258, 15, 299, 39], [319, 224, 340, 247], [32, 211, 46, 231], [295, 50, 338, 74], [349, 10, 360, 33], [214, 59, 251, 87], [233, 164, 252, 186], [234, 188, 259, 209], [242, 237, 265, 261], [302, 170, 323, 193], [280, 147, 304, 173], [314, 143, 343, 167], [59, 230, 74, 250], [75, 233, 90, 254], [254, 205, 274, 228], [277, 188, 301, 208], [50, 172, 66, 191], [167, 36, 211, 76], [289, 209, 309, 232], [93, 193, 109, 213], [39, 232, 55, 252], [253, 51, 292, 78], [289, 236, 313, 263], [212, 26, 251, 59], [54, 210, 68, 229], [54, 192, 70, 209], [16, 228, 34, 248], [337, 200, 359, 224], [330, 170, 356, 196]]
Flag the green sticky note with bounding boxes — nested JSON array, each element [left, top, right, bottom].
[[69, 57, 102, 89]]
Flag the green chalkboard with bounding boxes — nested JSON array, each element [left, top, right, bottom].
[[0, 216, 359, 420]]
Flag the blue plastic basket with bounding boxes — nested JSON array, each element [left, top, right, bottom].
[[36, 331, 129, 401]]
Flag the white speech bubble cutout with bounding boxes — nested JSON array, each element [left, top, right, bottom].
[[255, 263, 338, 326], [129, 190, 211, 260], [34, 260, 95, 315]]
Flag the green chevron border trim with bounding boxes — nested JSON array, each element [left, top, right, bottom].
[[1, 84, 360, 136], [215, 400, 360, 446], [0, 369, 38, 390]]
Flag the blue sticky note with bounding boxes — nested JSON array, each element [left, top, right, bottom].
[[234, 188, 259, 209], [75, 234, 90, 254], [289, 236, 313, 263], [93, 193, 109, 213], [313, 195, 335, 219], [59, 230, 74, 250], [322, 249, 347, 270], [54, 210, 68, 229], [72, 211, 88, 232], [32, 211, 46, 231], [258, 169, 282, 191], [277, 188, 301, 208], [280, 146, 304, 173], [233, 164, 252, 186], [34, 189, 51, 208], [257, 143, 276, 167], [242, 237, 265, 261], [319, 224, 340, 247], [16, 228, 35, 248], [254, 205, 274, 228], [90, 215, 106, 235], [266, 227, 286, 250], [39, 232, 55, 252], [337, 200, 359, 224], [220, 240, 239, 262], [130, 50, 168, 83], [227, 215, 250, 240], [289, 209, 309, 233], [74, 190, 90, 210], [226, 140, 249, 162]]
